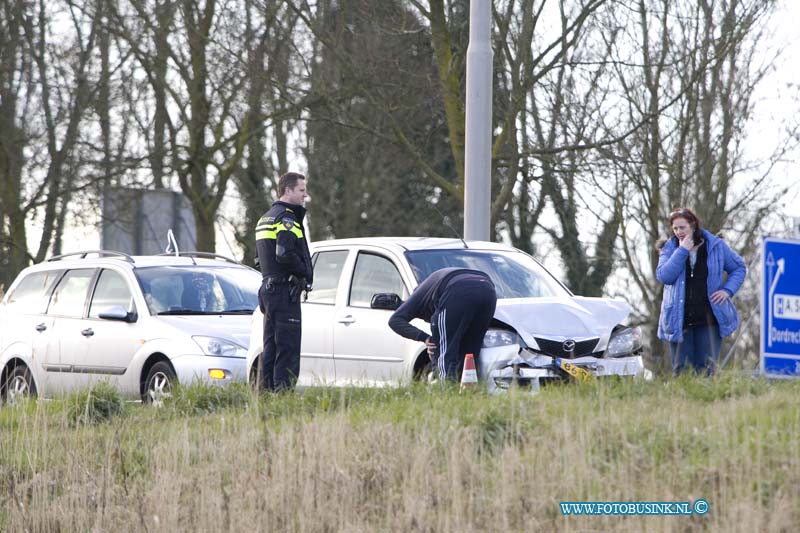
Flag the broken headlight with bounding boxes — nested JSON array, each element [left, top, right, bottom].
[[482, 329, 519, 348], [606, 326, 643, 357]]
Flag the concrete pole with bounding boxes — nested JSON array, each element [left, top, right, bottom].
[[463, 0, 493, 242]]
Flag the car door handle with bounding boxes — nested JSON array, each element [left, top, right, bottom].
[[337, 315, 356, 325], [35, 323, 47, 332], [81, 328, 95, 337]]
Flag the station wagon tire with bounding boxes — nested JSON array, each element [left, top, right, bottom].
[[144, 361, 176, 406], [249, 356, 261, 391], [2, 365, 37, 406]]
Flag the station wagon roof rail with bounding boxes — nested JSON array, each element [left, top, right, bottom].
[[47, 250, 135, 263], [157, 251, 239, 265]]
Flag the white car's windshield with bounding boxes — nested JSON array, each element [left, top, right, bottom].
[[405, 249, 570, 299], [135, 266, 260, 315]]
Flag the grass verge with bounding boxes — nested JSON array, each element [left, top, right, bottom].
[[1, 372, 799, 531]]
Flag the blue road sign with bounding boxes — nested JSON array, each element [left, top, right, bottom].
[[761, 237, 800, 377]]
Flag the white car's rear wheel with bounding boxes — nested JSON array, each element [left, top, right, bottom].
[[3, 365, 37, 406]]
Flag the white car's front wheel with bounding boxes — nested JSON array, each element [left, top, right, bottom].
[[144, 361, 176, 406]]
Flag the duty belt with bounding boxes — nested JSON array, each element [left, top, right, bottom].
[[264, 275, 290, 284]]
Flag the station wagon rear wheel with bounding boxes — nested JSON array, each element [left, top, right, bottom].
[[3, 365, 37, 406], [249, 355, 261, 391], [144, 361, 176, 406]]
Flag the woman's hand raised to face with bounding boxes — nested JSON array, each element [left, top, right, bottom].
[[679, 233, 694, 250]]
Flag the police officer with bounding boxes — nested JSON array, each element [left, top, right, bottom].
[[255, 172, 313, 392], [388, 267, 497, 382]]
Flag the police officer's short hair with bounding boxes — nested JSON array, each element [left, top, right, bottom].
[[278, 172, 306, 196]]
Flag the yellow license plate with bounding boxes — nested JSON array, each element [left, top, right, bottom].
[[557, 358, 594, 382]]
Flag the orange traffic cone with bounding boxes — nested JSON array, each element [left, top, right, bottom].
[[460, 353, 478, 391]]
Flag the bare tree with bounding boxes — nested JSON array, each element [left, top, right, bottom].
[[0, 0, 31, 286], [109, 0, 257, 252], [0, 0, 30, 285], [291, 0, 460, 239], [415, 0, 609, 217], [504, 0, 624, 295], [0, 0, 109, 286], [601, 0, 791, 366], [229, 0, 303, 266]]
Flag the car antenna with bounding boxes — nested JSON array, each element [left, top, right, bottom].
[[165, 229, 180, 257], [431, 201, 469, 249]]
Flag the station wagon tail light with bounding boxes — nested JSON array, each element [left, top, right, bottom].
[[208, 369, 228, 380], [192, 336, 247, 358]]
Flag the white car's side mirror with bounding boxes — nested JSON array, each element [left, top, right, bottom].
[[98, 305, 136, 322]]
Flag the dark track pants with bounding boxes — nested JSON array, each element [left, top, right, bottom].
[[259, 282, 301, 391], [430, 279, 497, 381]]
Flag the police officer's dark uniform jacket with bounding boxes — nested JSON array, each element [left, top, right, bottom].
[[255, 200, 313, 391]]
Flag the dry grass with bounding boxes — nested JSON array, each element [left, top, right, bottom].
[[2, 374, 800, 532]]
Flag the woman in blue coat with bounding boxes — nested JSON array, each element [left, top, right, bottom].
[[656, 208, 747, 376]]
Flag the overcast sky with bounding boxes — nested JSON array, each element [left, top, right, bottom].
[[750, 0, 800, 224]]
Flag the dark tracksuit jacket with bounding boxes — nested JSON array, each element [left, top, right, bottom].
[[388, 267, 497, 381]]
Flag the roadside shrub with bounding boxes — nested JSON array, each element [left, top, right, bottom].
[[164, 382, 252, 415], [477, 407, 526, 454], [254, 383, 434, 424], [673, 370, 770, 402], [68, 382, 126, 426]]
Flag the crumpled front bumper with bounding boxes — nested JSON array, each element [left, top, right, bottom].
[[481, 347, 652, 393]]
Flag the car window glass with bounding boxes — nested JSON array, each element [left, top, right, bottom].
[[48, 269, 96, 317], [4, 270, 63, 314], [349, 253, 406, 307], [136, 265, 260, 314], [90, 270, 135, 318], [306, 250, 348, 305], [405, 250, 569, 299], [179, 272, 227, 312]]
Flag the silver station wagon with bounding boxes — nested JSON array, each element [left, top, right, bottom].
[[0, 251, 260, 405], [246, 238, 650, 391]]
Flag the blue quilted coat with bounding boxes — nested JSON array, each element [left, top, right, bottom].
[[656, 229, 747, 343]]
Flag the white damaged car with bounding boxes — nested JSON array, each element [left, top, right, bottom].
[[246, 238, 650, 392]]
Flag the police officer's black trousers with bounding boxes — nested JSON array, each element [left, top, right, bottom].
[[258, 282, 302, 392], [430, 279, 497, 382]]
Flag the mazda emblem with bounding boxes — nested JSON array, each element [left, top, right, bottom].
[[562, 339, 576, 352]]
